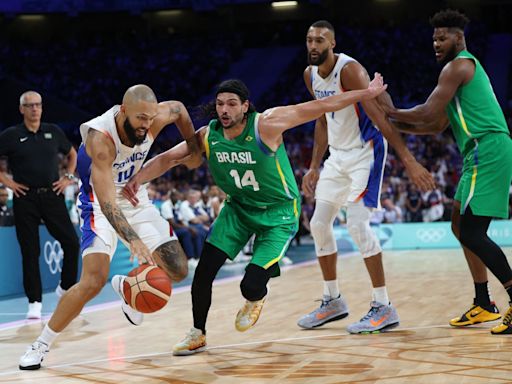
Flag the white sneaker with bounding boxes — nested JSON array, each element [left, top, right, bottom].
[[173, 328, 207, 356], [111, 275, 143, 326], [26, 302, 42, 319], [55, 285, 66, 298], [19, 341, 49, 370]]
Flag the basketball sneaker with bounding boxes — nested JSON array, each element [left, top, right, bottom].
[[297, 295, 349, 329], [449, 301, 501, 327], [111, 275, 143, 326], [347, 301, 399, 334], [19, 341, 49, 370], [235, 286, 269, 332], [173, 328, 207, 356], [491, 303, 512, 335], [26, 302, 42, 320]]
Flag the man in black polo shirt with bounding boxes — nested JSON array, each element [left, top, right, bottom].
[[0, 91, 79, 319]]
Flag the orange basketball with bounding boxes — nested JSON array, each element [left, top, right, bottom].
[[123, 264, 172, 313]]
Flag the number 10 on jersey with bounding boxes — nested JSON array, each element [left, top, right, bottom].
[[229, 169, 260, 191]]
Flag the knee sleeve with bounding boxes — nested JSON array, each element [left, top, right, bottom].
[[240, 264, 273, 301], [346, 201, 381, 258], [310, 200, 339, 257]]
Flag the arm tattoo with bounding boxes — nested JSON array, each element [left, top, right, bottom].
[[102, 202, 139, 242], [154, 240, 188, 281], [168, 104, 181, 117]]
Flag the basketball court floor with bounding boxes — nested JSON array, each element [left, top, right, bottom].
[[1, 244, 511, 383]]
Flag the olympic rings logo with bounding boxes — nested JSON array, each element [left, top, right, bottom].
[[44, 240, 63, 274], [416, 228, 446, 243]]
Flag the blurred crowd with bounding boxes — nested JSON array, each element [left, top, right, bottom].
[[1, 21, 511, 256]]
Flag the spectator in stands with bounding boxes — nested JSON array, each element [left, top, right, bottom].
[[382, 198, 402, 223], [160, 191, 196, 270], [179, 189, 210, 264], [0, 91, 79, 319], [0, 185, 14, 226], [405, 183, 423, 222], [422, 187, 445, 222]]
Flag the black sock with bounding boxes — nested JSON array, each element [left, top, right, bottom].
[[506, 286, 512, 304], [474, 282, 491, 306]]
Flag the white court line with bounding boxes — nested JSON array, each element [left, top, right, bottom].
[[0, 322, 455, 376]]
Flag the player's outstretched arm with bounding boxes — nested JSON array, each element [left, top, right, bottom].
[[258, 72, 387, 140], [86, 129, 154, 265], [387, 59, 471, 125]]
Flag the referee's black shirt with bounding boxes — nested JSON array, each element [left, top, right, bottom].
[[0, 123, 72, 187]]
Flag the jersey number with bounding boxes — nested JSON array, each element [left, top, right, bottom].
[[229, 169, 260, 191], [117, 165, 135, 183]]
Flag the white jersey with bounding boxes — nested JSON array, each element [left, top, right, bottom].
[[77, 105, 153, 209], [310, 53, 382, 150]]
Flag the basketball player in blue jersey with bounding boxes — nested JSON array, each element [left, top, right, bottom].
[[19, 84, 202, 370], [297, 20, 435, 333]]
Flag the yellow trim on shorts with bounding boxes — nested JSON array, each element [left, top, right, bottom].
[[293, 198, 298, 218], [263, 234, 294, 269], [463, 142, 479, 213]]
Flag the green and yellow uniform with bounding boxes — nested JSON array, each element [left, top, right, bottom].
[[204, 112, 300, 274], [446, 50, 512, 218]]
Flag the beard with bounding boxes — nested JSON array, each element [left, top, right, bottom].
[[219, 112, 245, 129], [307, 48, 329, 65], [438, 44, 458, 66], [124, 118, 147, 145]]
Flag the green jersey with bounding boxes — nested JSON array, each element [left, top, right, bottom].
[[204, 112, 299, 210], [445, 50, 509, 157]]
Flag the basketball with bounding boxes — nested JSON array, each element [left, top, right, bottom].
[[122, 264, 172, 313]]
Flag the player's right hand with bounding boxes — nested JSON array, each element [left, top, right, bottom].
[[122, 177, 141, 207], [302, 168, 320, 197], [405, 161, 436, 192], [129, 239, 155, 266], [366, 72, 388, 99], [6, 180, 29, 197]]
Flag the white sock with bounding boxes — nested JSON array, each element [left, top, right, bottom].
[[37, 324, 60, 348], [372, 286, 389, 306], [323, 280, 340, 299]]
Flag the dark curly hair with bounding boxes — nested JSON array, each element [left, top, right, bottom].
[[430, 9, 470, 31], [199, 79, 256, 120]]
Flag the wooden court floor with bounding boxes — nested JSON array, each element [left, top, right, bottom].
[[1, 248, 511, 383]]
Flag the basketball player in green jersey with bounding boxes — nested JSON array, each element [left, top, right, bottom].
[[122, 75, 388, 354], [386, 9, 512, 335]]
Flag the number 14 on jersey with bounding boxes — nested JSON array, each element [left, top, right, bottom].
[[229, 169, 260, 191]]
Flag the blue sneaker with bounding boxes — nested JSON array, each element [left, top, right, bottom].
[[297, 295, 349, 329], [347, 301, 399, 334]]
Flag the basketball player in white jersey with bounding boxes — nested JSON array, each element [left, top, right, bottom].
[[297, 21, 435, 333], [19, 84, 201, 370]]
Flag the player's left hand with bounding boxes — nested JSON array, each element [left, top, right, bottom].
[[52, 177, 74, 195], [405, 161, 436, 192], [122, 177, 141, 207], [366, 72, 388, 99]]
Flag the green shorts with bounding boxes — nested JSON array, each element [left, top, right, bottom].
[[206, 199, 299, 276], [455, 133, 512, 218]]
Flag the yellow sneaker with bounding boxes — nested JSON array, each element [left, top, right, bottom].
[[491, 304, 512, 335], [172, 328, 206, 356], [449, 302, 501, 327], [235, 296, 266, 332]]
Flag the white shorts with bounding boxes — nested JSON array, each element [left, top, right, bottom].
[[315, 138, 387, 209], [78, 199, 176, 260]]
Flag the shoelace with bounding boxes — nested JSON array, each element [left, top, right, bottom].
[[184, 328, 201, 342], [503, 308, 512, 325], [360, 306, 380, 322], [29, 341, 48, 353]]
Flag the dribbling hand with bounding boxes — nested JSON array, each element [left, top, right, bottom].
[[129, 239, 155, 266]]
